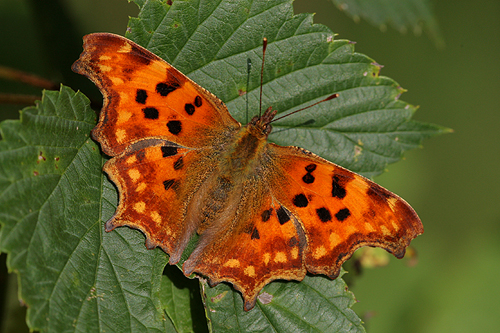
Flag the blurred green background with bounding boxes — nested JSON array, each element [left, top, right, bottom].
[[1, 0, 498, 332]]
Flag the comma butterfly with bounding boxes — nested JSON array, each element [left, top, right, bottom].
[[72, 33, 423, 310]]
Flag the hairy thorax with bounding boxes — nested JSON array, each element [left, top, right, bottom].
[[194, 124, 270, 233]]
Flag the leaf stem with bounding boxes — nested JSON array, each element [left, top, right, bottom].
[[0, 65, 57, 90]]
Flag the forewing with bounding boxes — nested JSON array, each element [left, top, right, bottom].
[[72, 33, 239, 156]]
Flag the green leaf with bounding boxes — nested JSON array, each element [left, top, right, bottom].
[[203, 271, 364, 332], [160, 267, 208, 333], [331, 0, 444, 47], [0, 0, 446, 332], [127, 0, 445, 180], [0, 87, 168, 332]]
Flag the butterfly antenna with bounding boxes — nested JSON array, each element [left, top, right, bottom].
[[271, 93, 339, 123], [259, 37, 268, 117], [246, 58, 252, 124]]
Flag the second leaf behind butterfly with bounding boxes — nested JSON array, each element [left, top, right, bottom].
[[72, 33, 423, 311]]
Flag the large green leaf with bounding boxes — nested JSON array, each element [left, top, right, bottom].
[[203, 271, 363, 332], [331, 0, 444, 47], [0, 87, 168, 332], [127, 0, 443, 179], [0, 0, 446, 332]]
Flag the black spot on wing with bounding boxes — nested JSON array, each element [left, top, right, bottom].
[[251, 228, 260, 240], [261, 208, 272, 222], [167, 120, 182, 135], [277, 206, 290, 225], [136, 89, 147, 104], [184, 103, 195, 115], [305, 164, 317, 172], [143, 107, 159, 119], [332, 175, 347, 199], [156, 82, 180, 96], [293, 194, 309, 207], [335, 208, 351, 222], [163, 179, 175, 190], [302, 173, 315, 184], [194, 95, 202, 107], [316, 207, 332, 222], [161, 146, 177, 157]]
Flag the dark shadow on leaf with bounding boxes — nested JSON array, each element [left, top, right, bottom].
[[163, 265, 209, 333]]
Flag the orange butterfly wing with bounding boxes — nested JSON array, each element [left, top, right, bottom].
[[181, 143, 422, 310], [72, 33, 239, 156], [266, 145, 423, 277], [72, 33, 240, 262]]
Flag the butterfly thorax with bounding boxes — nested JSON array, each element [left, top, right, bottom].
[[219, 107, 277, 174]]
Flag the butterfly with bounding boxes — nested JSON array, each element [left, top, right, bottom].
[[72, 33, 423, 311]]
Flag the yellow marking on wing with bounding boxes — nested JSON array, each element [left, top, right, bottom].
[[263, 253, 271, 265], [128, 168, 141, 182], [111, 77, 124, 85], [118, 41, 132, 53], [313, 245, 327, 259], [244, 266, 256, 277], [99, 55, 111, 61], [381, 225, 390, 236], [224, 259, 240, 268], [365, 222, 375, 232], [391, 221, 399, 231], [116, 129, 126, 143], [118, 111, 132, 123], [126, 155, 137, 164], [329, 232, 340, 248], [136, 182, 147, 193], [346, 225, 357, 234], [387, 197, 398, 211], [150, 211, 161, 224], [274, 252, 287, 263], [134, 201, 145, 213], [98, 64, 112, 72]]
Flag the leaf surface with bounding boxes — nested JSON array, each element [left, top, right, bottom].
[[331, 0, 444, 47], [203, 271, 364, 333], [0, 87, 167, 332]]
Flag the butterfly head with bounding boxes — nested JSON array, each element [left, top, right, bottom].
[[247, 106, 278, 139]]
